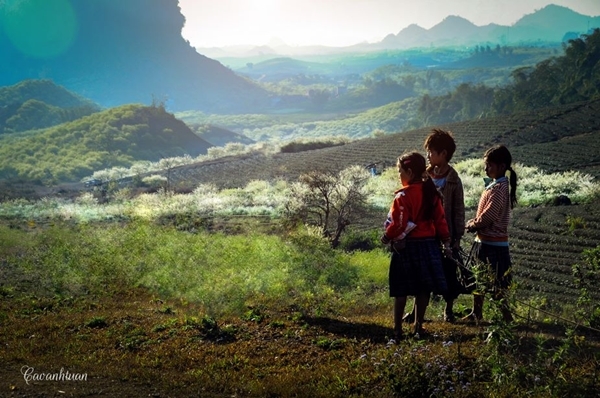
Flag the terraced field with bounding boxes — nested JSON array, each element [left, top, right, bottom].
[[489, 201, 600, 304], [167, 98, 600, 191], [162, 98, 600, 306]]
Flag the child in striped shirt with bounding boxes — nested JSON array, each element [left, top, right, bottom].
[[464, 145, 518, 323]]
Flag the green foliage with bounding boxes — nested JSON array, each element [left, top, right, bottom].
[[494, 29, 600, 114], [338, 228, 380, 252], [405, 29, 600, 129], [0, 79, 100, 134], [85, 316, 108, 329], [242, 307, 265, 323], [566, 215, 586, 232], [0, 104, 210, 183], [408, 83, 495, 129], [572, 245, 600, 327], [0, 221, 387, 317]]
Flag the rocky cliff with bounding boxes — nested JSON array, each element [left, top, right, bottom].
[[0, 0, 269, 112]]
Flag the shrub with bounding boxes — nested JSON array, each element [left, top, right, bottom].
[[142, 175, 167, 189], [280, 140, 345, 153], [566, 215, 586, 232], [573, 245, 600, 327], [339, 229, 380, 252]]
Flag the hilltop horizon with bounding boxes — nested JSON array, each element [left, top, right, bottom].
[[191, 4, 600, 59], [182, 1, 600, 50]]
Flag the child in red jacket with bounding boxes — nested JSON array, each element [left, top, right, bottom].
[[381, 151, 452, 340]]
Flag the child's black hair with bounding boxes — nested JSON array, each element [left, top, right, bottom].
[[484, 145, 518, 209], [398, 151, 443, 219], [423, 128, 456, 162]]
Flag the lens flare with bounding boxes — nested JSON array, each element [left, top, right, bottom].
[[1, 0, 77, 59]]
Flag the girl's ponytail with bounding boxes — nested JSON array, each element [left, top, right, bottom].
[[422, 176, 443, 219], [486, 145, 518, 209], [507, 165, 518, 209]]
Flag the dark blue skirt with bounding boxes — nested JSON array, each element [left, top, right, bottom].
[[389, 238, 447, 297], [473, 241, 513, 292]]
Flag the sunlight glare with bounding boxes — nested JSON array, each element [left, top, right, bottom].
[[249, 0, 279, 12]]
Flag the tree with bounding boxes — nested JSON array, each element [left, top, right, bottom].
[[158, 157, 177, 192], [284, 166, 370, 248]]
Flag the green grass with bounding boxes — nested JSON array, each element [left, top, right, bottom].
[[0, 219, 599, 396], [0, 221, 389, 317]]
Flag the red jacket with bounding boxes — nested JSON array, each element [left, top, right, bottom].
[[384, 181, 450, 242]]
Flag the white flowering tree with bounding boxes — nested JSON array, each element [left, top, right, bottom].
[[285, 165, 370, 247]]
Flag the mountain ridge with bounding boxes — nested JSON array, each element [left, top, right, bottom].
[[0, 0, 269, 113], [201, 4, 600, 58]]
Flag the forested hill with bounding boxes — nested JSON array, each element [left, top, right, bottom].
[[0, 0, 269, 113], [0, 80, 100, 134], [0, 104, 213, 183]]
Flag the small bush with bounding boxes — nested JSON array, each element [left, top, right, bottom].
[[566, 215, 586, 232], [280, 137, 348, 153], [85, 316, 108, 329], [339, 229, 380, 252]]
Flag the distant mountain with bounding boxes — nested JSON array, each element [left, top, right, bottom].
[[237, 57, 330, 81], [379, 4, 600, 49], [509, 4, 598, 42], [381, 24, 428, 48], [0, 0, 269, 113], [0, 80, 100, 134], [207, 4, 600, 58], [0, 104, 213, 183]]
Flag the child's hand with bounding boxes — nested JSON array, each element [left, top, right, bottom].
[[465, 220, 477, 233], [380, 234, 391, 245], [443, 246, 453, 258]]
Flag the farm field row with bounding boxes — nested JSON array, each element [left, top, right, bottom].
[[165, 98, 600, 192], [504, 201, 600, 304]]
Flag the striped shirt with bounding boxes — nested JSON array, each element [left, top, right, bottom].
[[472, 177, 510, 245]]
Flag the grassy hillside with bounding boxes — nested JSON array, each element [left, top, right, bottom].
[[0, 213, 598, 397], [0, 104, 212, 183], [176, 98, 421, 142], [0, 79, 100, 134]]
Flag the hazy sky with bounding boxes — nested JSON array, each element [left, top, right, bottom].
[[179, 0, 600, 48]]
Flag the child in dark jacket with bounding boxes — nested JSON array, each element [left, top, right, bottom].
[[403, 129, 466, 324]]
